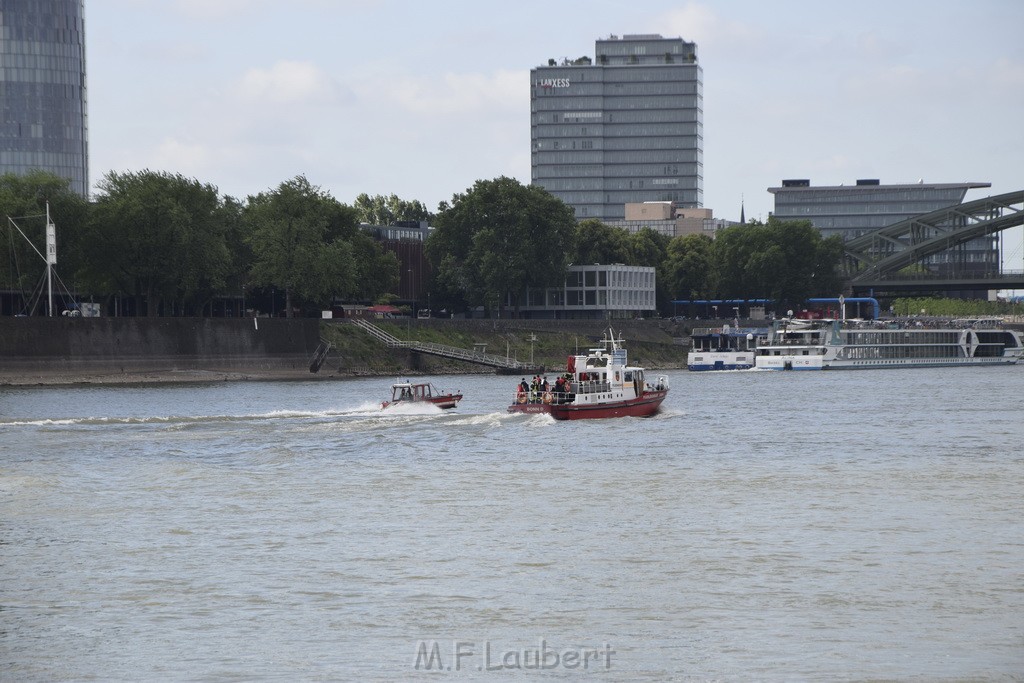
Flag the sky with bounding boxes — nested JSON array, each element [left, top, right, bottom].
[[85, 0, 1024, 265]]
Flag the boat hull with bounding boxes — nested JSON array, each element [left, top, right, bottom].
[[382, 394, 462, 409], [755, 356, 826, 370], [756, 354, 1021, 370], [688, 359, 754, 371], [507, 390, 667, 420]]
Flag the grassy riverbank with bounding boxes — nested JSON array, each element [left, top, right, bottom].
[[319, 319, 689, 377]]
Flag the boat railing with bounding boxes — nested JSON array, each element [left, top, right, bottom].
[[570, 380, 611, 394], [768, 337, 822, 346], [692, 326, 768, 337], [512, 390, 576, 406]]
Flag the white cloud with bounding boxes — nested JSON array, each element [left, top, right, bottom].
[[373, 69, 526, 116], [153, 137, 212, 171], [990, 57, 1024, 91], [170, 0, 260, 21], [169, 0, 385, 22], [232, 60, 353, 106], [659, 3, 742, 47]]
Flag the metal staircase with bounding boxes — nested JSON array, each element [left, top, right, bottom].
[[350, 318, 541, 373], [308, 338, 333, 373]]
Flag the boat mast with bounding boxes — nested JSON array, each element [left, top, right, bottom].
[[46, 202, 56, 317]]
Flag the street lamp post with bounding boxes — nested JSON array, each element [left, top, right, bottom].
[[403, 270, 411, 317]]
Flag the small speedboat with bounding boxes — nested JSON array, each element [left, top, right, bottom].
[[381, 381, 463, 410]]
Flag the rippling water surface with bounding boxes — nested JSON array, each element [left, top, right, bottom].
[[2, 368, 1023, 681]]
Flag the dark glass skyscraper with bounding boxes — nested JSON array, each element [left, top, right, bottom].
[[531, 34, 702, 221], [0, 0, 88, 196]]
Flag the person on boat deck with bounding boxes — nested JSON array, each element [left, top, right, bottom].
[[542, 377, 550, 393], [519, 378, 529, 394], [401, 387, 411, 399]]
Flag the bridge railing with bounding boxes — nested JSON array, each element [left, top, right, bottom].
[[866, 269, 1024, 281]]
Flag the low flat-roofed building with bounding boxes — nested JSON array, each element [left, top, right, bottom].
[[608, 202, 731, 238], [510, 263, 656, 319]]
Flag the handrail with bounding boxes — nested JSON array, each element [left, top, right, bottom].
[[349, 318, 539, 371]]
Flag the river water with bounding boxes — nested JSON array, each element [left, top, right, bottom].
[[2, 367, 1022, 681]]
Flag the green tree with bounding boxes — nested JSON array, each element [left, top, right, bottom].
[[627, 227, 669, 267], [572, 219, 630, 265], [353, 193, 432, 225], [712, 218, 843, 308], [811, 232, 845, 296], [0, 170, 89, 315], [427, 177, 576, 316], [665, 233, 715, 301], [219, 195, 252, 314], [628, 228, 672, 314], [245, 176, 359, 317], [350, 234, 401, 303], [82, 170, 230, 316]]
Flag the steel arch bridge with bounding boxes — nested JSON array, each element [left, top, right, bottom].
[[843, 190, 1024, 292]]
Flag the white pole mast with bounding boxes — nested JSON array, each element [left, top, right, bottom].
[[45, 202, 57, 317]]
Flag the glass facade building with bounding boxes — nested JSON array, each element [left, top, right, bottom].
[[769, 179, 990, 240], [511, 264, 657, 320], [531, 34, 702, 222], [0, 0, 88, 196], [769, 179, 999, 273]]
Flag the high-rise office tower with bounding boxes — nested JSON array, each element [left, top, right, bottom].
[[531, 34, 702, 221], [0, 0, 89, 196]]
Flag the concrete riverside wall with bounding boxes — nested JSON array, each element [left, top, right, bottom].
[[383, 318, 682, 342], [0, 317, 321, 379]]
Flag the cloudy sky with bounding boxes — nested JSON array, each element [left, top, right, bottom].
[[86, 0, 1023, 262]]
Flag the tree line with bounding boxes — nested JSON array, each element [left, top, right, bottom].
[[1, 170, 844, 317]]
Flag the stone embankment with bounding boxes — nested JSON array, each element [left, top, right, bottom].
[[0, 317, 692, 386], [0, 317, 321, 386]]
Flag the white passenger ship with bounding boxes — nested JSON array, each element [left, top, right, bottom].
[[687, 325, 768, 371], [755, 317, 1024, 370]]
